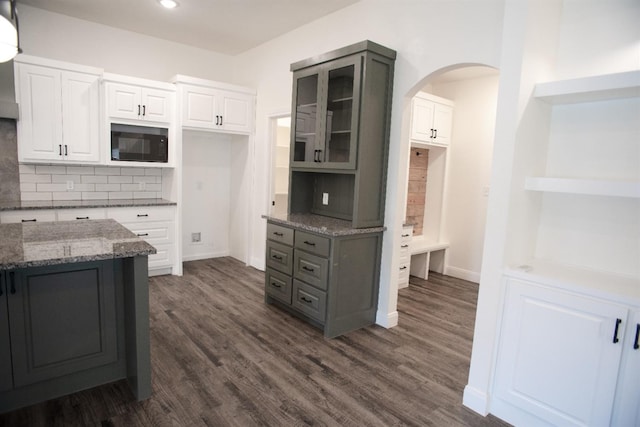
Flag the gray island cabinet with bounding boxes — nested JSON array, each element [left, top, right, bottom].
[[0, 219, 155, 414]]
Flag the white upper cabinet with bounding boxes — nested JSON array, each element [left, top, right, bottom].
[[107, 81, 173, 124], [410, 92, 453, 146], [15, 57, 102, 164], [175, 75, 255, 135]]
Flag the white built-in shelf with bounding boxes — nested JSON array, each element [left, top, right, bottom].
[[525, 177, 640, 198], [505, 259, 640, 305], [410, 236, 449, 255], [534, 70, 640, 104]]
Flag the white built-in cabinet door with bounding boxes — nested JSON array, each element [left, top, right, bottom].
[[181, 85, 253, 134], [61, 71, 101, 162], [612, 309, 640, 427], [107, 83, 172, 123], [16, 63, 100, 163], [494, 278, 629, 426], [409, 93, 453, 146], [16, 64, 63, 162]]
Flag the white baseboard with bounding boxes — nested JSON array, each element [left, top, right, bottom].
[[444, 265, 480, 283], [182, 251, 229, 262], [463, 385, 490, 415], [376, 310, 398, 328]]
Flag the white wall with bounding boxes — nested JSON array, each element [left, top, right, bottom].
[[19, 5, 235, 83], [429, 72, 499, 283], [182, 131, 232, 261], [234, 0, 506, 328]]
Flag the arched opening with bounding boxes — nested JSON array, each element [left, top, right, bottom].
[[399, 63, 499, 288]]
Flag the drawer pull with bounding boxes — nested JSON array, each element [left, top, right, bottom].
[[137, 233, 149, 237], [272, 255, 283, 261], [300, 296, 313, 304], [400, 266, 407, 270], [303, 241, 316, 246], [273, 232, 284, 237], [634, 324, 640, 350], [76, 216, 89, 220], [401, 244, 409, 248], [137, 214, 149, 217], [613, 318, 622, 344], [21, 219, 37, 223], [270, 282, 282, 288], [302, 266, 315, 272], [401, 233, 411, 237]]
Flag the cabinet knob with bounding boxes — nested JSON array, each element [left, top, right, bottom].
[[613, 318, 622, 343]]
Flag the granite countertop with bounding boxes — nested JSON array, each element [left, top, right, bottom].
[[0, 198, 176, 211], [0, 219, 157, 270], [263, 213, 385, 236]]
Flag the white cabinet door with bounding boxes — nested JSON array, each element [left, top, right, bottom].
[[409, 94, 453, 146], [410, 96, 435, 142], [612, 309, 640, 426], [16, 64, 63, 162], [219, 91, 252, 134], [432, 103, 453, 146], [182, 86, 219, 129], [494, 278, 628, 427], [107, 83, 142, 121], [0, 210, 57, 224], [141, 88, 172, 123], [61, 71, 101, 162]]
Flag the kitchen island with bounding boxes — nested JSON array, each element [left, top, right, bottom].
[[0, 219, 156, 414]]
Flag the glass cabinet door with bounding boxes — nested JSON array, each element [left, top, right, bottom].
[[290, 57, 361, 169], [319, 58, 361, 169], [292, 69, 320, 165]]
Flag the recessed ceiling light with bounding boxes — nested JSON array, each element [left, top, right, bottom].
[[158, 0, 178, 9]]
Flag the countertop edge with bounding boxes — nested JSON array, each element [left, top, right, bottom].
[[263, 214, 385, 236], [0, 199, 177, 211]]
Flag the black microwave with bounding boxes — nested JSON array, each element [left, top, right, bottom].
[[111, 124, 168, 163]]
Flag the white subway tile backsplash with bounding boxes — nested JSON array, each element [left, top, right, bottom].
[[52, 174, 81, 183], [21, 192, 52, 201], [19, 164, 36, 174], [37, 183, 68, 192], [19, 164, 163, 201], [81, 192, 109, 200], [21, 174, 51, 183], [35, 165, 66, 174], [81, 175, 108, 184], [96, 183, 121, 192], [52, 192, 82, 200], [108, 191, 133, 199], [108, 175, 133, 184], [95, 167, 121, 175], [66, 166, 95, 175]]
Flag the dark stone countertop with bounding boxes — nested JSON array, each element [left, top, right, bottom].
[[0, 219, 157, 270], [263, 213, 385, 236], [0, 198, 176, 211]]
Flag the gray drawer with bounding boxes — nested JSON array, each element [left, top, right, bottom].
[[294, 230, 330, 257], [266, 241, 293, 275], [265, 269, 292, 305], [292, 280, 326, 323], [293, 250, 329, 291], [267, 223, 294, 246]]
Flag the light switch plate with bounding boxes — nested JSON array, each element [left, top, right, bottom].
[[322, 192, 329, 205]]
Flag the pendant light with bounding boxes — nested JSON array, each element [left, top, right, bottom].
[[0, 0, 21, 63]]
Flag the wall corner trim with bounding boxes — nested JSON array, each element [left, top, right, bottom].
[[463, 385, 490, 416], [375, 310, 398, 328]]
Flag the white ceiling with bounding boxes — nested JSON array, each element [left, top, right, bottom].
[[17, 0, 361, 55]]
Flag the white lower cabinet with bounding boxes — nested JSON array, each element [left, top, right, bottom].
[[107, 206, 176, 274], [398, 225, 413, 289], [0, 210, 57, 224], [493, 278, 639, 426]]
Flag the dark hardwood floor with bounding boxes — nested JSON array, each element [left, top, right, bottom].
[[0, 257, 509, 426]]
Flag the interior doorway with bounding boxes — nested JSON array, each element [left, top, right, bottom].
[[404, 65, 499, 284], [269, 115, 291, 216]]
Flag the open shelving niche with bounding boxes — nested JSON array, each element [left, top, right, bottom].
[[508, 70, 640, 301]]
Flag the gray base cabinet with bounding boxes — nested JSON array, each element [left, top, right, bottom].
[[0, 273, 12, 393], [265, 221, 382, 338]]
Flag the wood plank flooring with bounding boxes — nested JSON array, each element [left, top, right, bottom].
[[0, 257, 510, 427]]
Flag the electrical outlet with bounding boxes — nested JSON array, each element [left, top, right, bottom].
[[139, 181, 146, 191], [66, 180, 74, 191], [191, 232, 201, 243], [322, 192, 329, 205]]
